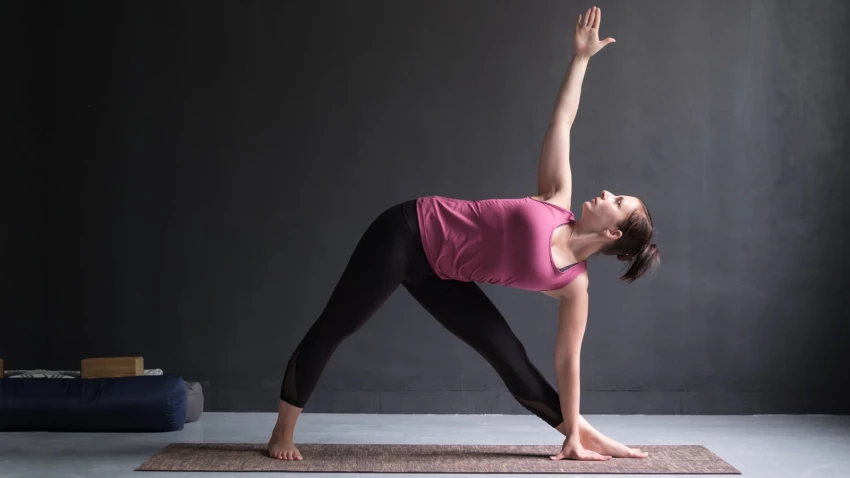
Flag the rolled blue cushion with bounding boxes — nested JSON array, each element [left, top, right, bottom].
[[0, 374, 187, 432]]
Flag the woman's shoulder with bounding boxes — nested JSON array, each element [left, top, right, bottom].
[[528, 194, 573, 212], [541, 268, 588, 299], [560, 271, 589, 299]]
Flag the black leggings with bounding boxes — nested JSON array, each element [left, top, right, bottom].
[[280, 199, 565, 428]]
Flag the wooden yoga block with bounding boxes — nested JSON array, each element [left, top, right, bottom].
[[81, 356, 144, 379]]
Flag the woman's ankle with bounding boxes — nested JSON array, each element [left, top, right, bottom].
[[275, 399, 302, 431]]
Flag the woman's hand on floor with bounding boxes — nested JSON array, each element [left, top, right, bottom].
[[550, 436, 612, 461]]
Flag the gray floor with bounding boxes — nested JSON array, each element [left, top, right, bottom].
[[1, 413, 848, 477]]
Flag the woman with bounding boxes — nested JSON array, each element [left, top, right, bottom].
[[268, 6, 659, 462]]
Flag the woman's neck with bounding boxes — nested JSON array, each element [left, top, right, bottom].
[[566, 222, 605, 262]]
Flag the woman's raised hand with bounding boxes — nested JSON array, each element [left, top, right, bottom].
[[573, 6, 616, 59]]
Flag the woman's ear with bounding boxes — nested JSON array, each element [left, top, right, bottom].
[[605, 229, 623, 240]]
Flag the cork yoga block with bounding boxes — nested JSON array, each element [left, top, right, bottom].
[[81, 357, 144, 379]]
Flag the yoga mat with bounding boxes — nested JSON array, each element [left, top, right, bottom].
[[136, 443, 741, 474]]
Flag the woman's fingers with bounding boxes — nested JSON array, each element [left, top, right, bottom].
[[551, 449, 613, 461], [578, 6, 603, 30], [586, 450, 612, 461]]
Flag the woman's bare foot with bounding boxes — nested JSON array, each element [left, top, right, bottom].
[[267, 426, 303, 460], [267, 399, 304, 460], [581, 431, 647, 459]]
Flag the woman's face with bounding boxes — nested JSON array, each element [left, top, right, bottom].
[[581, 190, 643, 236]]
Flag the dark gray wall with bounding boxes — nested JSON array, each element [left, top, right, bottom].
[[28, 0, 850, 414], [1, 1, 47, 370]]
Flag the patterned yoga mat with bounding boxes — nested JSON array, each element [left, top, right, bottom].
[[136, 443, 741, 474]]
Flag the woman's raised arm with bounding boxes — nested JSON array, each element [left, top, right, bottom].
[[537, 6, 615, 209]]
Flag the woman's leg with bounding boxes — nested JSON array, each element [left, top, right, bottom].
[[403, 277, 647, 458], [279, 206, 412, 408], [402, 278, 565, 428], [269, 204, 413, 459]]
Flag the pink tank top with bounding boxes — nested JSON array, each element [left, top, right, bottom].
[[416, 195, 587, 291]]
